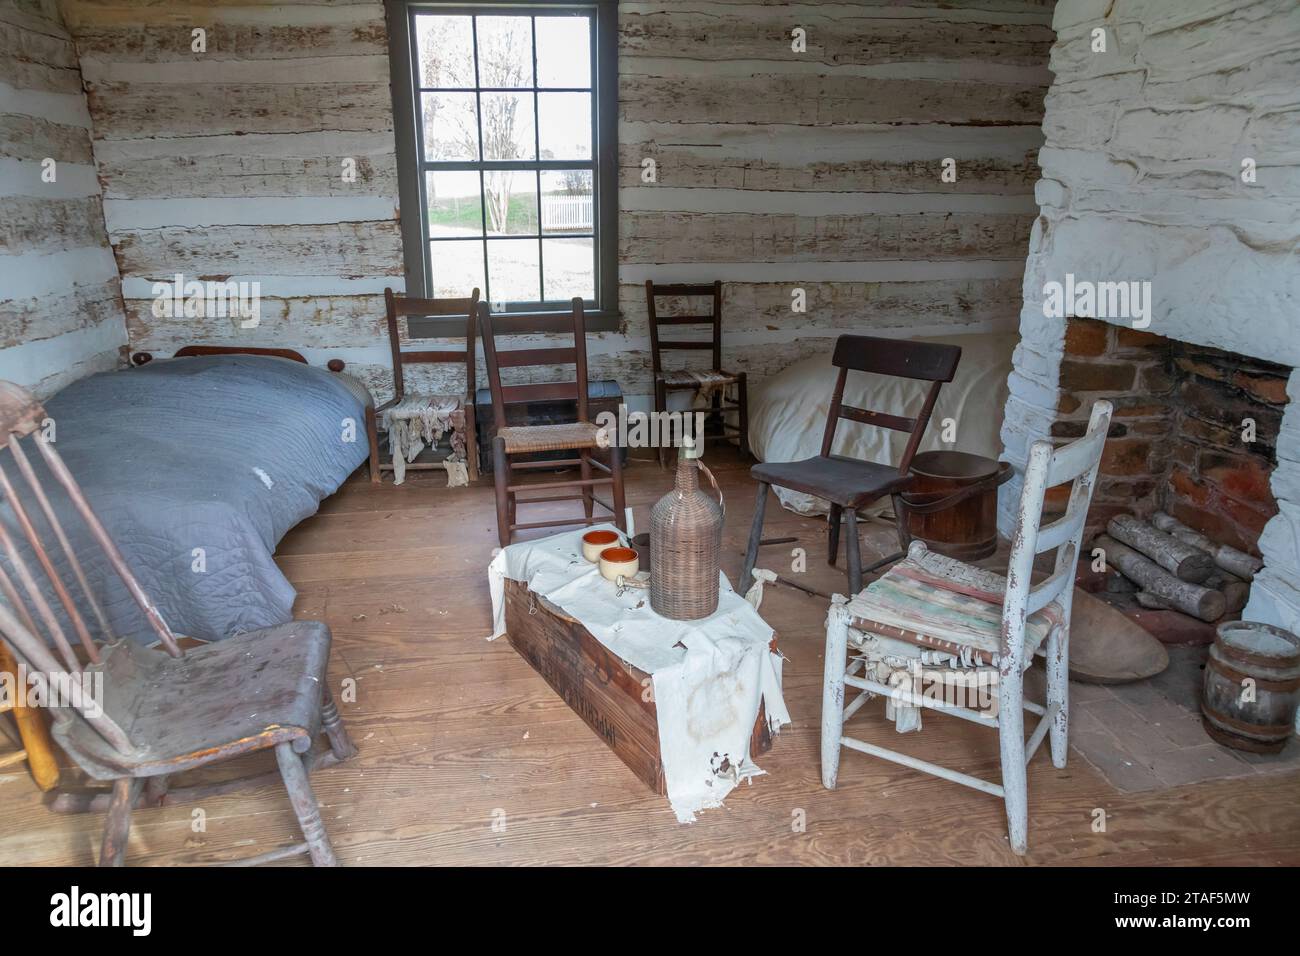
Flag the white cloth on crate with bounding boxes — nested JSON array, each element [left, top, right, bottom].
[[487, 524, 791, 823], [382, 392, 466, 487]]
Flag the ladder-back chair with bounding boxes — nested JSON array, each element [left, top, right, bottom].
[[822, 401, 1113, 855], [0, 381, 355, 866], [645, 280, 748, 466], [479, 298, 627, 547], [367, 287, 481, 484], [740, 334, 962, 597]]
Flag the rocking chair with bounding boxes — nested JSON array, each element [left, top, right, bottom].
[[0, 381, 355, 866]]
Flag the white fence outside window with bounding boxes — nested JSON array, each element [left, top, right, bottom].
[[542, 194, 593, 232]]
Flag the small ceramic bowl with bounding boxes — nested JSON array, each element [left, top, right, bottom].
[[581, 529, 621, 563], [598, 546, 640, 582]]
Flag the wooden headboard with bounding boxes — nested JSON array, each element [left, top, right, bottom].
[[174, 345, 308, 363], [132, 346, 346, 372]]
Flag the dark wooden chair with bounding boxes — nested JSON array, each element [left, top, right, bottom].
[[366, 286, 481, 484], [646, 280, 748, 466], [740, 335, 962, 597], [0, 381, 355, 866], [480, 298, 627, 547]]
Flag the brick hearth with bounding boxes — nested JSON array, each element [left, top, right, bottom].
[[1048, 318, 1286, 554]]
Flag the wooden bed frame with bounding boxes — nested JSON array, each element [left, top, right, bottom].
[[132, 346, 347, 373]]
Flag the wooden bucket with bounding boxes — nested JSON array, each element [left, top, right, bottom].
[[1202, 621, 1300, 754], [897, 451, 1012, 561]]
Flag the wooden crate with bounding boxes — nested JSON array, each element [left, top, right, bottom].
[[502, 579, 774, 794]]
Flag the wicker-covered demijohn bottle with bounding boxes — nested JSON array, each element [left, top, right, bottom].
[[650, 438, 724, 620]]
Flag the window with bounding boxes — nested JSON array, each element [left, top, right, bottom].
[[388, 1, 618, 331]]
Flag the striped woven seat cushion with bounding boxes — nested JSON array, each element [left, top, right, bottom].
[[497, 421, 607, 454], [846, 550, 1064, 663], [660, 369, 737, 389]]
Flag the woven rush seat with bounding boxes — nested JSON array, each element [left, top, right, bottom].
[[659, 369, 738, 389], [496, 420, 607, 454], [846, 545, 1064, 664]]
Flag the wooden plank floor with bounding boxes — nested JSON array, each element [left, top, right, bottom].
[[3, 449, 1299, 866]]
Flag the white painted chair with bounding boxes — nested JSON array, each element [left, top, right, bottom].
[[821, 400, 1112, 854]]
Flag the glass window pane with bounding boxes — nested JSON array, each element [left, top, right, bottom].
[[540, 170, 592, 233], [429, 239, 485, 301], [487, 239, 540, 304], [480, 92, 535, 160], [476, 16, 532, 88], [542, 238, 594, 301], [484, 170, 537, 236], [421, 92, 478, 161], [414, 15, 475, 88], [538, 93, 591, 160], [426, 171, 483, 238], [536, 16, 591, 88]]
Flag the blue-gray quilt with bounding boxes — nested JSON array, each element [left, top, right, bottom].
[[24, 355, 369, 643]]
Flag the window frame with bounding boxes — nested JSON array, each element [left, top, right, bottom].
[[387, 0, 619, 334]]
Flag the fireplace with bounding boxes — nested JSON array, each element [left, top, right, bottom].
[[1049, 318, 1286, 555]]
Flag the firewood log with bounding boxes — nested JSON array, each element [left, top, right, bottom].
[[1150, 511, 1264, 581], [1095, 535, 1226, 622], [1106, 515, 1216, 583], [1204, 572, 1250, 614], [1135, 591, 1170, 610]]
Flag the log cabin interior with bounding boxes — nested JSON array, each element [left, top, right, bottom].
[[1, 0, 1299, 878]]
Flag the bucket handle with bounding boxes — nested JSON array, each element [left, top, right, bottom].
[[897, 460, 1014, 516]]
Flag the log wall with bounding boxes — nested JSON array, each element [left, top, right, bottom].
[[65, 0, 1054, 403], [63, 0, 402, 395], [0, 0, 126, 398]]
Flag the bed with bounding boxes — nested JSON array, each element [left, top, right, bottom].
[[17, 350, 371, 644], [747, 331, 1017, 515]]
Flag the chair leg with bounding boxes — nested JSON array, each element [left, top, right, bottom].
[[827, 504, 843, 567], [610, 444, 627, 533], [1046, 622, 1069, 769], [98, 777, 142, 867], [998, 660, 1029, 855], [844, 508, 863, 595], [463, 402, 479, 483], [890, 492, 912, 552], [736, 372, 750, 458], [821, 602, 850, 789], [492, 436, 511, 548], [580, 449, 594, 521], [365, 405, 381, 484], [654, 379, 669, 469], [321, 685, 357, 761], [740, 481, 769, 594], [276, 741, 338, 867]]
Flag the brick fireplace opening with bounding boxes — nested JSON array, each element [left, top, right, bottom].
[[1051, 317, 1287, 562]]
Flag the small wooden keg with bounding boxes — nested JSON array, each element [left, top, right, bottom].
[[897, 451, 1012, 561], [1202, 621, 1300, 754]]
